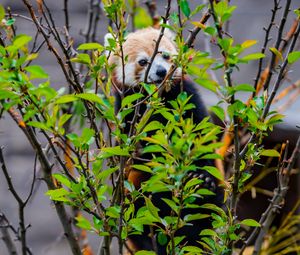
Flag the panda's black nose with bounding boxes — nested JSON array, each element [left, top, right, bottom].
[[156, 65, 167, 78]]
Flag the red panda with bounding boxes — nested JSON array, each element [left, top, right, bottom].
[[105, 28, 224, 254]]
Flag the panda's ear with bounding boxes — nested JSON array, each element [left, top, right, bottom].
[[163, 27, 176, 42], [104, 33, 114, 47], [160, 21, 176, 42], [104, 33, 114, 56]]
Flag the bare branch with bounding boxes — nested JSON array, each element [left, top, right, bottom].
[[0, 212, 18, 255], [143, 0, 172, 83], [263, 0, 292, 92], [239, 136, 300, 254], [7, 108, 82, 255], [252, 136, 300, 254], [262, 19, 300, 118], [185, 11, 211, 48], [253, 0, 280, 95], [0, 147, 32, 255]]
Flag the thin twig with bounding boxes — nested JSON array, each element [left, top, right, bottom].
[[262, 19, 300, 118], [0, 213, 18, 255], [143, 0, 172, 83], [208, 0, 240, 221], [34, 0, 105, 150], [185, 11, 211, 48], [252, 136, 300, 254], [0, 147, 32, 255], [8, 108, 82, 255], [263, 0, 292, 92], [253, 0, 280, 95], [63, 0, 70, 41]]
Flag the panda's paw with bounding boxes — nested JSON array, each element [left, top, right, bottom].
[[187, 172, 217, 192]]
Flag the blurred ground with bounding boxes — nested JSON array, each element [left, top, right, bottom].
[[0, 0, 299, 254]]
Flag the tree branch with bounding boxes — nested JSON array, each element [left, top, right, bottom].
[[262, 19, 300, 118], [252, 136, 300, 254], [239, 136, 300, 254], [0, 212, 18, 255], [253, 0, 280, 95], [263, 0, 292, 92], [0, 147, 31, 255], [7, 108, 82, 255]]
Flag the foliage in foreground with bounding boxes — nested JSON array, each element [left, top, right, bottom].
[[0, 0, 300, 255]]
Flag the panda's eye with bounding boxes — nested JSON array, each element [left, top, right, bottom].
[[138, 59, 148, 67], [162, 52, 170, 60]]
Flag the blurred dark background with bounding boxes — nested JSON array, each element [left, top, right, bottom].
[[0, 0, 299, 254]]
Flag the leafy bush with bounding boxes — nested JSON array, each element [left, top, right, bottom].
[[0, 1, 299, 255]]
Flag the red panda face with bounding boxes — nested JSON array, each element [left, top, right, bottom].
[[107, 28, 180, 88]]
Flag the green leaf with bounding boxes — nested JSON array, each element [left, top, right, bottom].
[[76, 215, 92, 230], [199, 229, 217, 236], [5, 18, 15, 26], [55, 94, 78, 104], [204, 26, 217, 36], [134, 7, 153, 29], [266, 113, 284, 126], [288, 51, 300, 64], [77, 43, 104, 51], [52, 173, 71, 188], [27, 121, 51, 132], [260, 149, 280, 157], [76, 93, 103, 104], [45, 188, 69, 202], [241, 40, 257, 49], [0, 5, 5, 21], [161, 198, 178, 212], [145, 197, 160, 220], [185, 178, 203, 190], [132, 164, 152, 173], [143, 121, 164, 133], [97, 167, 118, 181], [200, 203, 227, 219], [82, 128, 95, 145], [201, 166, 224, 181], [218, 38, 233, 52], [181, 246, 203, 253], [24, 65, 49, 79], [194, 78, 218, 92], [241, 53, 265, 61], [13, 34, 32, 48], [0, 90, 19, 101], [240, 219, 261, 227], [135, 251, 156, 255], [234, 83, 255, 92], [143, 145, 165, 153], [106, 206, 121, 218], [58, 114, 72, 127], [210, 106, 225, 121], [197, 188, 216, 196], [121, 93, 144, 108], [71, 53, 91, 65], [26, 53, 39, 62], [157, 232, 168, 246], [269, 47, 283, 61], [184, 213, 210, 222], [180, 0, 191, 18], [100, 146, 129, 158]]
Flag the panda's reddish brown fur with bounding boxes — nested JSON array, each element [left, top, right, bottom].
[[107, 28, 224, 254]]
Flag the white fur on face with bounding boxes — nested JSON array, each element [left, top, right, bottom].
[[147, 55, 171, 84], [115, 62, 136, 87], [115, 47, 181, 87]]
